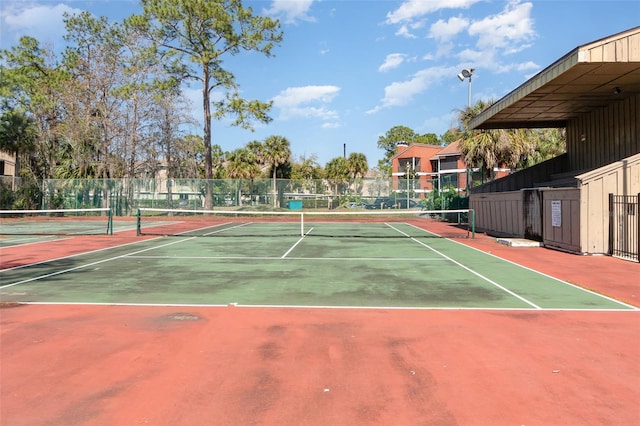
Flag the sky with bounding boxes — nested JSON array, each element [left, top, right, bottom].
[[1, 0, 639, 168]]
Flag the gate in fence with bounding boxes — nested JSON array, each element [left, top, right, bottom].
[[609, 193, 640, 262]]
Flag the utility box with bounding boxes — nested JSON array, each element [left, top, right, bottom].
[[288, 200, 303, 210]]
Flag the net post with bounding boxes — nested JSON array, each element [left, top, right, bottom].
[[136, 208, 141, 236], [471, 209, 475, 238], [300, 212, 304, 237], [108, 208, 113, 235]]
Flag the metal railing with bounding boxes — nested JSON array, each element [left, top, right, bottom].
[[609, 193, 640, 262]]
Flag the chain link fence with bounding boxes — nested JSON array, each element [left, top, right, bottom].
[[1, 176, 470, 214]]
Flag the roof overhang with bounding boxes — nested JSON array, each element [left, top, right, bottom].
[[470, 27, 640, 130]]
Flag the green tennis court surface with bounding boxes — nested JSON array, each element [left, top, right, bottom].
[[0, 222, 634, 310]]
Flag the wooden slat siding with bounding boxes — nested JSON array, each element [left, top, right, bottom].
[[622, 97, 630, 156], [577, 153, 640, 254], [566, 125, 575, 171], [631, 32, 640, 59], [587, 29, 638, 62], [588, 177, 605, 253], [613, 101, 619, 162], [470, 191, 524, 237], [523, 190, 543, 241], [609, 103, 616, 164], [542, 188, 581, 253], [567, 93, 640, 172], [630, 95, 639, 156]]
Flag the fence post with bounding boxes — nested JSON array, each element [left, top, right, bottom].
[[471, 209, 475, 239], [608, 193, 614, 256]]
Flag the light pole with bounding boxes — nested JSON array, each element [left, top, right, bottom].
[[458, 68, 475, 195], [457, 68, 474, 107], [405, 162, 412, 209]]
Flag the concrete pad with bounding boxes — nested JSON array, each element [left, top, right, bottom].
[[496, 238, 542, 247]]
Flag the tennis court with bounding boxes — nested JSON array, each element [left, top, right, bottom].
[[1, 211, 633, 310], [1, 210, 639, 425]]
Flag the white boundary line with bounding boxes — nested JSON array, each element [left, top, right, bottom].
[[408, 224, 640, 311], [0, 235, 70, 248], [281, 233, 307, 258], [127, 255, 448, 261], [386, 223, 542, 309], [7, 301, 638, 312], [0, 237, 197, 289], [2, 220, 635, 312], [0, 237, 158, 272]]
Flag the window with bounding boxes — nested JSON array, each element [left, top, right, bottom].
[[440, 158, 458, 170], [401, 159, 420, 173], [440, 173, 458, 188]]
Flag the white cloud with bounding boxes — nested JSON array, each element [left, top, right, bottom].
[[367, 66, 453, 114], [2, 3, 82, 45], [484, 59, 540, 74], [428, 16, 469, 42], [468, 1, 535, 52], [386, 0, 480, 25], [448, 1, 537, 73], [265, 0, 316, 24], [458, 48, 489, 65], [272, 85, 340, 122], [379, 53, 406, 72], [517, 61, 539, 71], [395, 25, 417, 39]]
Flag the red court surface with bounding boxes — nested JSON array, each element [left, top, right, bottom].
[[1, 227, 639, 425]]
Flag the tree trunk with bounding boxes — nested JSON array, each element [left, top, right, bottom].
[[203, 68, 213, 209], [272, 167, 277, 207]]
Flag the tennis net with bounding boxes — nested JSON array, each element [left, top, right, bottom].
[[136, 207, 474, 239], [0, 208, 113, 235]]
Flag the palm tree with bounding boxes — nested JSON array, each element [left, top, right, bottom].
[[292, 154, 322, 193], [457, 100, 565, 183], [262, 135, 291, 207], [294, 155, 321, 180], [325, 156, 350, 196], [226, 148, 260, 206], [347, 152, 368, 195], [246, 140, 265, 164], [522, 128, 566, 168], [0, 109, 37, 182], [458, 100, 526, 181], [347, 152, 368, 179]]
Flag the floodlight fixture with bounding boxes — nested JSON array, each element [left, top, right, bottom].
[[458, 68, 475, 107]]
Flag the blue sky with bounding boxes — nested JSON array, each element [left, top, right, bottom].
[[1, 0, 639, 168]]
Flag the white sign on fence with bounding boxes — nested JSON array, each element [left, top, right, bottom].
[[551, 200, 562, 227]]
